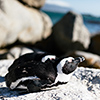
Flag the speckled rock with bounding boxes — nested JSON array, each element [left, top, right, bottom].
[[0, 60, 100, 100]]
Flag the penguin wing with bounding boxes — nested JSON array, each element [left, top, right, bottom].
[[6, 60, 53, 89]]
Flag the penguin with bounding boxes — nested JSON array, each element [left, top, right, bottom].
[[5, 53, 85, 92]]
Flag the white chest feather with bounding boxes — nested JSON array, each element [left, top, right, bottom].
[[54, 72, 73, 84]]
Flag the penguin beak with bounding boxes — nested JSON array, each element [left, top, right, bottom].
[[68, 56, 85, 67], [73, 57, 85, 64]]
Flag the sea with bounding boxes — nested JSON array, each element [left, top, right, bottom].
[[43, 11, 100, 34]]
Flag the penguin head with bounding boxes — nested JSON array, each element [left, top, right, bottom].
[[57, 57, 85, 74]]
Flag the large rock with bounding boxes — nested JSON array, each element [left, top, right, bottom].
[[18, 0, 46, 9], [34, 11, 91, 56], [0, 60, 100, 100], [0, 0, 52, 47], [67, 50, 100, 69], [7, 46, 34, 59], [88, 33, 100, 55], [52, 11, 90, 54]]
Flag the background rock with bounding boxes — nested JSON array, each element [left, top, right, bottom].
[[52, 11, 90, 53], [0, 46, 34, 60], [18, 0, 46, 9], [0, 60, 100, 100], [88, 33, 100, 55], [0, 0, 52, 47], [34, 11, 91, 56], [67, 50, 100, 69], [7, 46, 34, 59], [0, 49, 8, 59]]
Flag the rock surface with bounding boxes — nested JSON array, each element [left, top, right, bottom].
[[7, 46, 34, 59], [0, 60, 100, 100], [0, 46, 34, 60], [18, 0, 46, 8], [33, 11, 91, 56], [0, 0, 52, 47], [88, 33, 100, 55], [52, 11, 90, 54]]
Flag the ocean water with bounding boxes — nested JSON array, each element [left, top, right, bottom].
[[43, 11, 100, 34]]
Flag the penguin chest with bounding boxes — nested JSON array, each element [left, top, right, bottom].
[[54, 72, 73, 84]]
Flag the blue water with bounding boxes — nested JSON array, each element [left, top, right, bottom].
[[43, 11, 100, 34], [83, 15, 100, 34]]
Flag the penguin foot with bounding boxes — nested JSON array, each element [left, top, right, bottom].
[[27, 80, 42, 92]]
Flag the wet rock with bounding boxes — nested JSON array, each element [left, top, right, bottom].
[[88, 33, 100, 55], [0, 0, 52, 47], [0, 60, 100, 100], [67, 50, 100, 69], [52, 11, 90, 54]]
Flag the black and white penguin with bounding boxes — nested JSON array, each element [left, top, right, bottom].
[[5, 52, 85, 92]]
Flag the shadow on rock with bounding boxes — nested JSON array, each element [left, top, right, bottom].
[[0, 87, 29, 97], [0, 77, 5, 82]]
